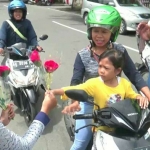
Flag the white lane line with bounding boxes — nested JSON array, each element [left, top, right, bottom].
[[52, 20, 139, 53], [3, 5, 29, 14], [53, 21, 87, 34], [48, 8, 81, 16]]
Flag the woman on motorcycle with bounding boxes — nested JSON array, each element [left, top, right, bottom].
[[48, 49, 149, 148], [0, 91, 57, 150], [0, 0, 42, 55], [62, 6, 150, 150]]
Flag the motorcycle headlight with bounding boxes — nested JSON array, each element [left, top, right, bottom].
[[28, 71, 37, 84], [11, 72, 25, 85]]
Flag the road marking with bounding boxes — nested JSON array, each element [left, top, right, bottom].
[[48, 7, 80, 16], [52, 21, 139, 53], [3, 5, 29, 14], [53, 21, 87, 34]]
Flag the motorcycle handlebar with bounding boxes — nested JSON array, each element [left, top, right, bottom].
[[6, 46, 45, 53], [29, 46, 45, 52], [73, 114, 93, 120]]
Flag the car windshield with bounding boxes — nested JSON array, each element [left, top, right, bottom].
[[117, 0, 142, 6]]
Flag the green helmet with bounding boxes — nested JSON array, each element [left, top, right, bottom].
[[87, 5, 121, 42]]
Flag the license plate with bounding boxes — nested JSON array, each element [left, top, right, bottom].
[[12, 60, 34, 70]]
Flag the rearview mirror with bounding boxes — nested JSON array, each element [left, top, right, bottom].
[[65, 90, 88, 102], [39, 34, 48, 40]]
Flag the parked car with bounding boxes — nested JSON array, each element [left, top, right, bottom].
[[81, 0, 150, 34]]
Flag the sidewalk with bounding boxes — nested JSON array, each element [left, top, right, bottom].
[[51, 5, 81, 14], [0, 0, 81, 14], [0, 0, 8, 2]]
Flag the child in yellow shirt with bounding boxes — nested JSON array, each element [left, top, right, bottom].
[[49, 49, 149, 132]]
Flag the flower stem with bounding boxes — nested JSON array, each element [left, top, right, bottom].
[[46, 73, 51, 90], [47, 73, 50, 90]]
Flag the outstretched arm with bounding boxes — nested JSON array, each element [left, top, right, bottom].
[[0, 91, 57, 150], [51, 89, 64, 95]]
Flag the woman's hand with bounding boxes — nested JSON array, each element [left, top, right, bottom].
[[36, 46, 43, 51], [136, 95, 149, 109], [0, 48, 4, 55], [41, 90, 57, 115], [62, 101, 81, 115], [137, 22, 150, 40], [0, 103, 15, 126]]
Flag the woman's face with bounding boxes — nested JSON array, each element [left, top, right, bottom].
[[98, 57, 121, 82], [91, 27, 111, 47], [13, 9, 23, 20]]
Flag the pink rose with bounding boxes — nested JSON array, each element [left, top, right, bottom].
[[44, 60, 59, 73], [0, 66, 10, 77], [29, 50, 41, 67]]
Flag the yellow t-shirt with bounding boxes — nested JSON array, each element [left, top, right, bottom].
[[61, 77, 139, 132]]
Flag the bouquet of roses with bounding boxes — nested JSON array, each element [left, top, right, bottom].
[[29, 50, 42, 67], [0, 66, 11, 110], [44, 60, 59, 90]]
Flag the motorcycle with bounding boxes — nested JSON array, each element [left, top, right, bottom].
[[63, 36, 150, 149], [65, 89, 150, 150], [3, 34, 48, 126]]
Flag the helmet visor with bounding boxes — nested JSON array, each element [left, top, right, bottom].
[[88, 24, 119, 34]]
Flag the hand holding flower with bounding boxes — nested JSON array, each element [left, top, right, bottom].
[[41, 90, 57, 115], [0, 103, 15, 126], [0, 66, 11, 110]]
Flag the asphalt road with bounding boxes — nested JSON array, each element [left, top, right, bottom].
[[0, 3, 143, 150]]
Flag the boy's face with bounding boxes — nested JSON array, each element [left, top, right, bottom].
[[13, 9, 23, 20], [91, 27, 111, 47], [98, 58, 121, 82]]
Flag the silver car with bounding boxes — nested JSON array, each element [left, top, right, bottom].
[[81, 0, 150, 34]]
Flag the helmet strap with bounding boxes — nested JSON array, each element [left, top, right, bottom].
[[107, 40, 113, 49], [89, 41, 93, 57], [89, 40, 96, 57]]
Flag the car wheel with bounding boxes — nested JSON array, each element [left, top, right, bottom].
[[119, 19, 127, 35], [83, 13, 88, 25], [45, 1, 51, 6]]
